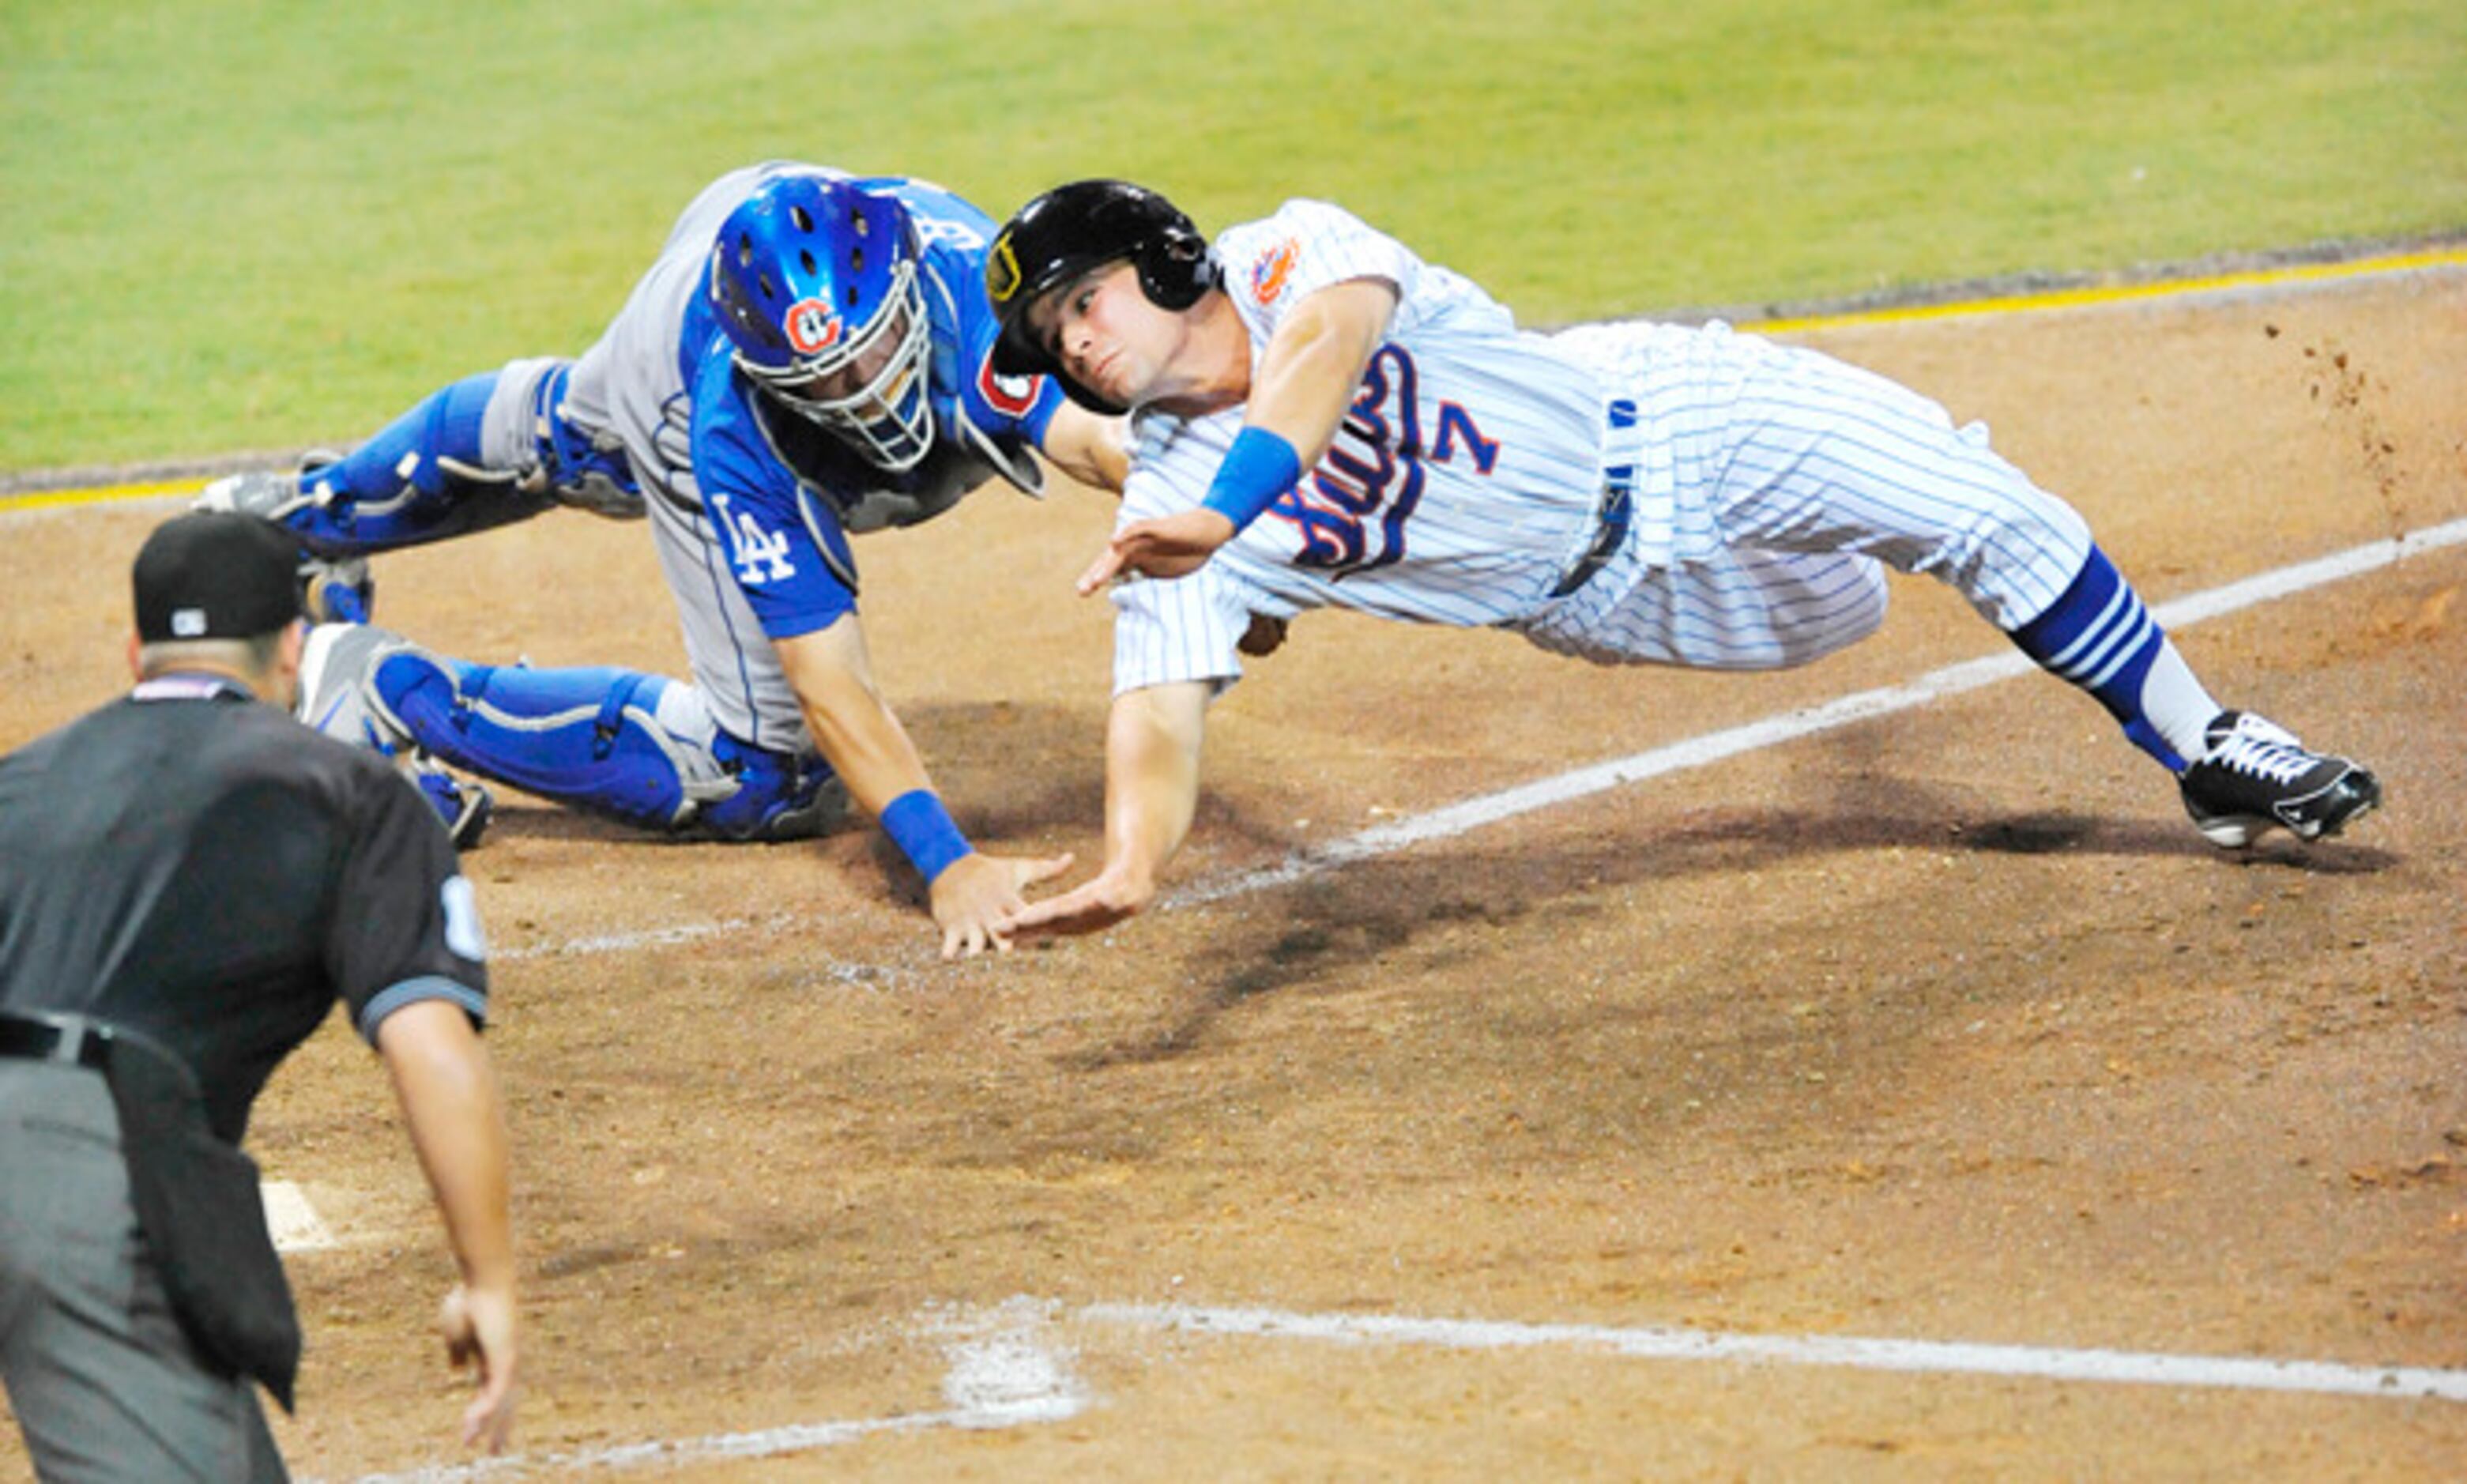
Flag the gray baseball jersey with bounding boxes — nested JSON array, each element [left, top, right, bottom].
[[559, 162, 824, 748], [513, 163, 1055, 750]]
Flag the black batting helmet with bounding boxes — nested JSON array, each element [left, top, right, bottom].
[[986, 179, 1220, 412]]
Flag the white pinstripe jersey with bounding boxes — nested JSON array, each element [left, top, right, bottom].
[[1113, 199, 1618, 692], [1112, 200, 2093, 695]]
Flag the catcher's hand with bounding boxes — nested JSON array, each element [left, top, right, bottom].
[[930, 849, 1078, 959]]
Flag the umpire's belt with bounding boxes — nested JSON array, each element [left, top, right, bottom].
[[0, 1010, 117, 1072], [1546, 397, 1640, 601]]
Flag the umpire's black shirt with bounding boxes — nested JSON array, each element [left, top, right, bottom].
[[0, 675, 488, 1143]]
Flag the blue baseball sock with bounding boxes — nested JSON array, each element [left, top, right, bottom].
[[2008, 546, 2217, 772]]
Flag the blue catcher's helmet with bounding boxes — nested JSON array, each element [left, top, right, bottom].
[[706, 175, 935, 472]]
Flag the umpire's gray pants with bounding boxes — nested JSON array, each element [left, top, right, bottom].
[[0, 1062, 286, 1482]]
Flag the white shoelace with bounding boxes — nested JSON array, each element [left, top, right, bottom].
[[2205, 721, 2317, 785]]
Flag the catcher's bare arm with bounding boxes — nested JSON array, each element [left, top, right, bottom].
[[1038, 401, 1131, 493], [775, 616, 1072, 956]]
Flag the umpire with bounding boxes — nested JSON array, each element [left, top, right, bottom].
[[0, 511, 518, 1478]]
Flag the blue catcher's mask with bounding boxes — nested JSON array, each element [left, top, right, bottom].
[[707, 175, 935, 472]]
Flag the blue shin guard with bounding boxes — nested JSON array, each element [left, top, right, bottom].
[[699, 731, 845, 839], [368, 650, 842, 838], [289, 372, 557, 550]]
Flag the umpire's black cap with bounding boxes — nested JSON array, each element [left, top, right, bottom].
[[133, 510, 302, 642]]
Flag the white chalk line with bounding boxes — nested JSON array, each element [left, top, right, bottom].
[[307, 1290, 2466, 1479], [1172, 514, 2467, 906], [312, 1305, 1087, 1483], [1083, 1301, 2467, 1404], [495, 914, 771, 962]]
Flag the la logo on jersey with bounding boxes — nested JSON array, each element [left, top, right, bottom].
[[782, 298, 843, 356], [708, 492, 796, 586], [1249, 239, 1300, 306]]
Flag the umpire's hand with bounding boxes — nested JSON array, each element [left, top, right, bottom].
[[442, 1281, 518, 1452]]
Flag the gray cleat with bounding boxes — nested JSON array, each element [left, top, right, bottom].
[[296, 622, 491, 848], [196, 469, 320, 524]]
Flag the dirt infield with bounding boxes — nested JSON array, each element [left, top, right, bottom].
[[3, 269, 2462, 1480]]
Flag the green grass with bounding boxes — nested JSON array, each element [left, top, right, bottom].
[[3, 0, 2461, 474]]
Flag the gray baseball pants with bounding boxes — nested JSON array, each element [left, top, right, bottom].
[[0, 1062, 285, 1482]]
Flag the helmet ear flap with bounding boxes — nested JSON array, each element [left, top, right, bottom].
[[1136, 224, 1219, 311]]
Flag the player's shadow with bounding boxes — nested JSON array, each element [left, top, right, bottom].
[[468, 804, 648, 845], [1063, 779, 2397, 1073]]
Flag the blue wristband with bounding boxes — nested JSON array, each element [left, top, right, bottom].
[[879, 789, 974, 883], [1200, 426, 1303, 533]]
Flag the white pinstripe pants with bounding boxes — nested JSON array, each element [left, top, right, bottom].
[[1520, 322, 2093, 671]]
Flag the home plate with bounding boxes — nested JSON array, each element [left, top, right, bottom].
[[263, 1180, 337, 1252]]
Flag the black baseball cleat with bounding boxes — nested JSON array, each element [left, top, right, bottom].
[[2179, 710, 2382, 848]]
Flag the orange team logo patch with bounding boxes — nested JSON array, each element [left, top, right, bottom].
[[782, 298, 843, 356], [1249, 239, 1300, 305]]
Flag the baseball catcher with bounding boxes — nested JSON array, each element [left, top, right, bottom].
[[203, 163, 1122, 955]]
